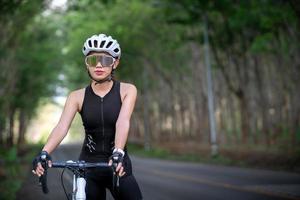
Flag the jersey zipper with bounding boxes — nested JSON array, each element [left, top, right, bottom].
[[100, 97, 105, 152]]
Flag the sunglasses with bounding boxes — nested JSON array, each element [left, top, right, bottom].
[[85, 54, 116, 67]]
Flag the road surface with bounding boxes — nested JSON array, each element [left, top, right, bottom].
[[17, 144, 300, 200]]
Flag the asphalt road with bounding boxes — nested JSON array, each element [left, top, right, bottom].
[[17, 144, 300, 200]]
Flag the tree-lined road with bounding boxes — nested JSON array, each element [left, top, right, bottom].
[[17, 144, 300, 200]]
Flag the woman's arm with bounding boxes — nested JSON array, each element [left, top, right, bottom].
[[42, 90, 82, 154], [114, 83, 137, 150]]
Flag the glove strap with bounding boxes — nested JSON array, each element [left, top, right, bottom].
[[40, 151, 51, 161], [113, 148, 125, 157]]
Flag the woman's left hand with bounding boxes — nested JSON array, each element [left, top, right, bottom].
[[109, 159, 126, 177]]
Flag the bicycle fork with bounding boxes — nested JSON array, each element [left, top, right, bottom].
[[72, 174, 86, 200]]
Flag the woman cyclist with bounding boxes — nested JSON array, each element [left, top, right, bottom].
[[32, 33, 143, 200]]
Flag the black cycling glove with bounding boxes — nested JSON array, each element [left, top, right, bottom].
[[32, 151, 52, 171], [110, 148, 125, 191], [111, 148, 125, 166]]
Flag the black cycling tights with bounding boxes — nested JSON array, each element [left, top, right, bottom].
[[85, 168, 143, 200]]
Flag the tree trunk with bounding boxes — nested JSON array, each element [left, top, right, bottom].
[[142, 67, 151, 150], [236, 89, 249, 144], [18, 109, 27, 146], [253, 56, 271, 145], [7, 107, 15, 147], [0, 116, 5, 145]]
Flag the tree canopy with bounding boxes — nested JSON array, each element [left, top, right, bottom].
[[0, 0, 299, 152]]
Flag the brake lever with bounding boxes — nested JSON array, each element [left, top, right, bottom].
[[39, 159, 49, 194], [112, 162, 120, 191]]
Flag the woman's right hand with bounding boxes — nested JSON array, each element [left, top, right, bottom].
[[32, 161, 52, 177], [32, 151, 52, 177]]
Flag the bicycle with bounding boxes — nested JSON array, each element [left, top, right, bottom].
[[37, 158, 119, 200]]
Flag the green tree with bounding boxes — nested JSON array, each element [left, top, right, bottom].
[[0, 1, 65, 147]]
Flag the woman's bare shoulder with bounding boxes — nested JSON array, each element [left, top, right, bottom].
[[119, 82, 137, 103], [120, 82, 137, 93], [67, 88, 86, 111], [120, 82, 137, 98], [69, 88, 85, 99]]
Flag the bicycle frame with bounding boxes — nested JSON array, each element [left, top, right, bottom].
[[39, 160, 111, 200]]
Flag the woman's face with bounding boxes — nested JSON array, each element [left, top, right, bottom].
[[85, 52, 119, 81]]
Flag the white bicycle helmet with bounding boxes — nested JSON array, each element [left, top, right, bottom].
[[82, 34, 121, 58]]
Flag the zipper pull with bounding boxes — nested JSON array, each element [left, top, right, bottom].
[[101, 97, 103, 102]]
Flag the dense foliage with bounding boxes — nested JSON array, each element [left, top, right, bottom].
[[0, 0, 299, 152]]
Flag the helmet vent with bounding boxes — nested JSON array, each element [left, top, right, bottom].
[[94, 40, 98, 47], [106, 41, 113, 48], [83, 46, 86, 51], [114, 48, 119, 53], [100, 41, 105, 48], [88, 40, 92, 47]]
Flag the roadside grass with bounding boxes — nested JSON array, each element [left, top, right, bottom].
[[127, 142, 300, 172], [127, 143, 246, 166], [0, 143, 42, 200]]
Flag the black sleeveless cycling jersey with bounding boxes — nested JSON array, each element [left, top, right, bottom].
[[78, 80, 142, 200], [79, 80, 124, 162]]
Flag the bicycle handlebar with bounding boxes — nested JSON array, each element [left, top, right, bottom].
[[52, 160, 110, 168], [39, 160, 110, 194]]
